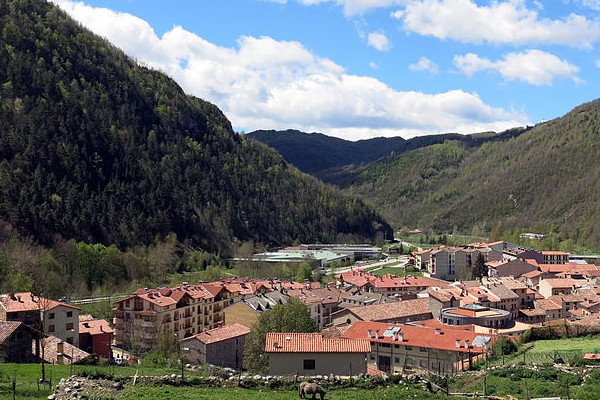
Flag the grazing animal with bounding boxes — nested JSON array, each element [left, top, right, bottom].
[[299, 381, 326, 400]]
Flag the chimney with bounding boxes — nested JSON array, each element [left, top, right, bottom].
[[464, 339, 470, 349], [367, 329, 372, 338], [435, 328, 442, 335], [57, 341, 64, 354], [455, 339, 461, 348], [397, 332, 404, 342], [375, 330, 380, 339]]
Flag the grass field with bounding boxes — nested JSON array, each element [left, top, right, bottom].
[[0, 363, 465, 400], [117, 384, 458, 400]]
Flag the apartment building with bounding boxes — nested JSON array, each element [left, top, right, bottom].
[[113, 283, 234, 351], [343, 321, 495, 375]]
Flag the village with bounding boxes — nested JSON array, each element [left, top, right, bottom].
[[1, 240, 600, 379]]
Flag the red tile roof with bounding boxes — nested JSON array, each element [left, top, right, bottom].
[[342, 321, 495, 353], [79, 319, 113, 336], [265, 332, 371, 353], [0, 292, 80, 313], [183, 323, 250, 345]]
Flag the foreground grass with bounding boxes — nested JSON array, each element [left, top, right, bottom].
[[119, 384, 457, 400], [0, 363, 462, 400]]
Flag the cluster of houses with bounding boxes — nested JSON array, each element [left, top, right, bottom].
[[2, 240, 600, 379], [0, 292, 112, 365]]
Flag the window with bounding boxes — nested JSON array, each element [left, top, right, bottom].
[[48, 325, 55, 333], [48, 313, 55, 320], [303, 359, 315, 370], [405, 346, 412, 351], [66, 323, 74, 331], [66, 337, 73, 344], [420, 347, 427, 352], [66, 311, 73, 318]]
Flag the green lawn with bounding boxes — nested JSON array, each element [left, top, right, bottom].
[[527, 335, 600, 353]]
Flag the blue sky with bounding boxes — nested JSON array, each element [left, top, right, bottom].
[[52, 0, 600, 140]]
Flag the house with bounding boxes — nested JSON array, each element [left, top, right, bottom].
[[182, 323, 250, 369], [337, 269, 449, 297], [78, 317, 113, 359], [265, 332, 370, 376], [342, 321, 495, 375], [36, 335, 90, 365], [287, 286, 347, 329], [330, 298, 432, 327], [223, 291, 289, 329], [0, 321, 37, 363], [541, 251, 570, 265], [538, 278, 578, 298], [113, 283, 233, 351], [427, 247, 503, 281], [486, 259, 538, 278], [0, 292, 80, 347]]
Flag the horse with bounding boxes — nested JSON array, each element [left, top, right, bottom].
[[299, 381, 326, 400]]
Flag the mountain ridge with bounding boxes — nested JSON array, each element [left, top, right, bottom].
[[0, 0, 392, 255], [248, 128, 527, 185]]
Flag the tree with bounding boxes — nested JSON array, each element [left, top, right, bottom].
[[243, 298, 317, 373], [473, 253, 487, 280], [295, 262, 313, 282]]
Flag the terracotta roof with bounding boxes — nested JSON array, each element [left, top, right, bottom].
[[541, 278, 578, 288], [265, 332, 370, 354], [0, 292, 80, 313], [287, 287, 346, 306], [535, 299, 562, 311], [336, 298, 431, 322], [342, 321, 495, 353], [519, 308, 547, 317], [183, 323, 250, 345], [522, 270, 543, 278], [79, 319, 113, 336]]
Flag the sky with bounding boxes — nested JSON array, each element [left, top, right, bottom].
[[51, 0, 600, 140]]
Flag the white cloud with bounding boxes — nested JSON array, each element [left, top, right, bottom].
[[392, 0, 600, 48], [367, 31, 392, 51], [293, 0, 408, 16], [409, 56, 439, 73], [52, 0, 528, 139], [454, 50, 582, 86], [369, 61, 380, 69], [582, 0, 600, 11]]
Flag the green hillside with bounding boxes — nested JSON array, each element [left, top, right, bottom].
[[0, 0, 391, 256], [248, 128, 525, 185], [346, 100, 600, 251]]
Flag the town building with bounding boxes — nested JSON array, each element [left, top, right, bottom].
[[265, 332, 370, 376], [331, 298, 432, 326], [113, 283, 233, 351], [0, 292, 80, 347], [342, 321, 495, 375], [78, 317, 113, 359], [182, 323, 250, 369], [0, 321, 37, 363]]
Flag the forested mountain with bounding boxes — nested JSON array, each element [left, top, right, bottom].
[[248, 128, 525, 185], [345, 100, 600, 251], [0, 0, 391, 257]]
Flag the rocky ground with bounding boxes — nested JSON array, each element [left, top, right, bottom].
[[48, 376, 124, 400]]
